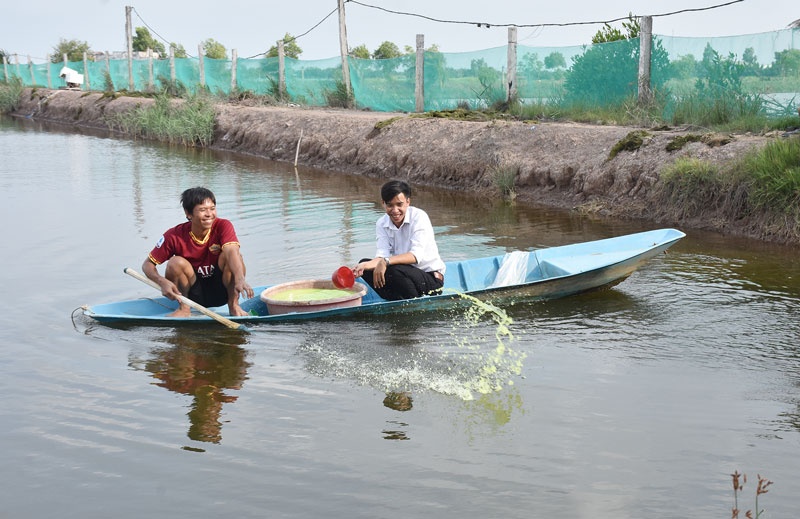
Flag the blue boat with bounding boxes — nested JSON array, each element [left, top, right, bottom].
[[83, 228, 685, 326]]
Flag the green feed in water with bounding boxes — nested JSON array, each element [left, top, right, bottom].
[[271, 287, 353, 302]]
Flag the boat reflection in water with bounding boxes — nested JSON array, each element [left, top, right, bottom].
[[130, 329, 251, 445]]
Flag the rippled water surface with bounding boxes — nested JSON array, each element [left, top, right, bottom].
[[2, 116, 799, 518]]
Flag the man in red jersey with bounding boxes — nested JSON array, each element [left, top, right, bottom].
[[142, 187, 254, 317]]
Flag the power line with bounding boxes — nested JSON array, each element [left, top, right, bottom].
[[243, 5, 339, 59], [131, 6, 196, 58], [346, 0, 746, 30]]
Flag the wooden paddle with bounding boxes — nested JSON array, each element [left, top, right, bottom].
[[124, 267, 248, 331]]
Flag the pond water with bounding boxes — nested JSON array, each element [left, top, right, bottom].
[[2, 115, 799, 518]]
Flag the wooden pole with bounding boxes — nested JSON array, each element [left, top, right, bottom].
[[82, 52, 89, 90], [147, 48, 154, 90], [198, 44, 205, 89], [337, 0, 352, 96], [46, 55, 52, 88], [414, 34, 425, 113], [169, 45, 176, 83], [126, 5, 134, 90], [231, 48, 237, 93], [16, 54, 22, 80], [28, 56, 36, 87], [637, 15, 653, 106], [507, 26, 518, 103], [277, 40, 286, 98], [105, 51, 111, 90]]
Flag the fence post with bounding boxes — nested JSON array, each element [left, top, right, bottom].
[[28, 56, 36, 87], [507, 26, 518, 103], [638, 15, 653, 106], [83, 52, 90, 90], [104, 51, 111, 90], [231, 48, 237, 93], [415, 34, 425, 112], [170, 45, 176, 84], [126, 5, 134, 90], [2, 56, 7, 82], [46, 55, 52, 88], [278, 40, 286, 98], [337, 0, 352, 96], [147, 48, 154, 90], [198, 44, 205, 89]]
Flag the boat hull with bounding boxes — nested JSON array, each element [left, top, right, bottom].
[[83, 228, 685, 325]]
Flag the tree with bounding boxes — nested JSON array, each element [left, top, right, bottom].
[[669, 54, 698, 80], [373, 41, 401, 60], [592, 13, 639, 44], [51, 38, 92, 63], [169, 43, 187, 58], [202, 38, 227, 59], [266, 34, 303, 59], [770, 48, 800, 76], [742, 47, 761, 76], [564, 14, 670, 106], [544, 52, 566, 69], [132, 27, 165, 56], [519, 52, 543, 78], [350, 44, 370, 59]]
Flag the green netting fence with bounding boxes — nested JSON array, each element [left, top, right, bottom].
[[3, 28, 799, 117]]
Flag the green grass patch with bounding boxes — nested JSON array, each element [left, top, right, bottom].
[[0, 77, 24, 113], [736, 136, 800, 212], [490, 164, 518, 200], [107, 93, 215, 146]]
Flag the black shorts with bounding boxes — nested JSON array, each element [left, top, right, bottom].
[[187, 269, 228, 307]]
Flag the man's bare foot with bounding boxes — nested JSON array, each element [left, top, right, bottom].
[[228, 304, 250, 317], [167, 305, 192, 318]]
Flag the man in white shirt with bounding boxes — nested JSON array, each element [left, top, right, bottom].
[[353, 180, 445, 301]]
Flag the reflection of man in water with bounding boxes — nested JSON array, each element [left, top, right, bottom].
[[139, 332, 250, 444]]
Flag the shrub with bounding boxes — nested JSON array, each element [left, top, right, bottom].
[[0, 77, 24, 113]]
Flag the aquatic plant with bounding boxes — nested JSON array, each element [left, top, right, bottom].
[[490, 163, 518, 201], [731, 470, 773, 519]]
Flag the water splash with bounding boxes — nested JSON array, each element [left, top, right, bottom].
[[295, 291, 526, 402], [445, 291, 526, 399]]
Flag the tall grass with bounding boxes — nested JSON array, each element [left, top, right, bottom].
[[657, 137, 800, 239], [737, 136, 800, 212], [107, 92, 215, 146], [0, 77, 24, 113]]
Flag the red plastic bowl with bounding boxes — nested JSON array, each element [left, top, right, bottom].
[[332, 266, 355, 289]]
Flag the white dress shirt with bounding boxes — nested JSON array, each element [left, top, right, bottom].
[[375, 205, 446, 275]]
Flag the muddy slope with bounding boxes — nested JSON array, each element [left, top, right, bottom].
[[12, 88, 795, 245]]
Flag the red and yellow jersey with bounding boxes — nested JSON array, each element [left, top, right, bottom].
[[148, 218, 240, 278]]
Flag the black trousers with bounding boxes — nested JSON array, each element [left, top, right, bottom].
[[358, 259, 443, 301]]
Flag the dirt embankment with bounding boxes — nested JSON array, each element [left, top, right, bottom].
[[13, 88, 796, 245]]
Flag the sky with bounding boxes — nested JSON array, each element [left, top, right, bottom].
[[2, 0, 798, 63]]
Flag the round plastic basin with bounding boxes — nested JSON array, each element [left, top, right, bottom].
[[260, 279, 367, 315]]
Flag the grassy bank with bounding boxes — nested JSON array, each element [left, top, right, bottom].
[[656, 137, 800, 242], [105, 93, 215, 146]]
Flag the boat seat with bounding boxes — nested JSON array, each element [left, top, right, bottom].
[[457, 256, 501, 292]]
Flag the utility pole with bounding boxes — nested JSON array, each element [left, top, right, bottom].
[[638, 15, 653, 106], [125, 5, 134, 90], [337, 0, 352, 98]]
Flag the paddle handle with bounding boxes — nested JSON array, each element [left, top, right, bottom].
[[123, 267, 245, 330]]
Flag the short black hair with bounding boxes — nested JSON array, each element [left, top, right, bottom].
[[181, 187, 216, 214], [381, 180, 411, 203]]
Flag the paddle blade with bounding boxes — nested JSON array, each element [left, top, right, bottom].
[[332, 266, 355, 288]]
